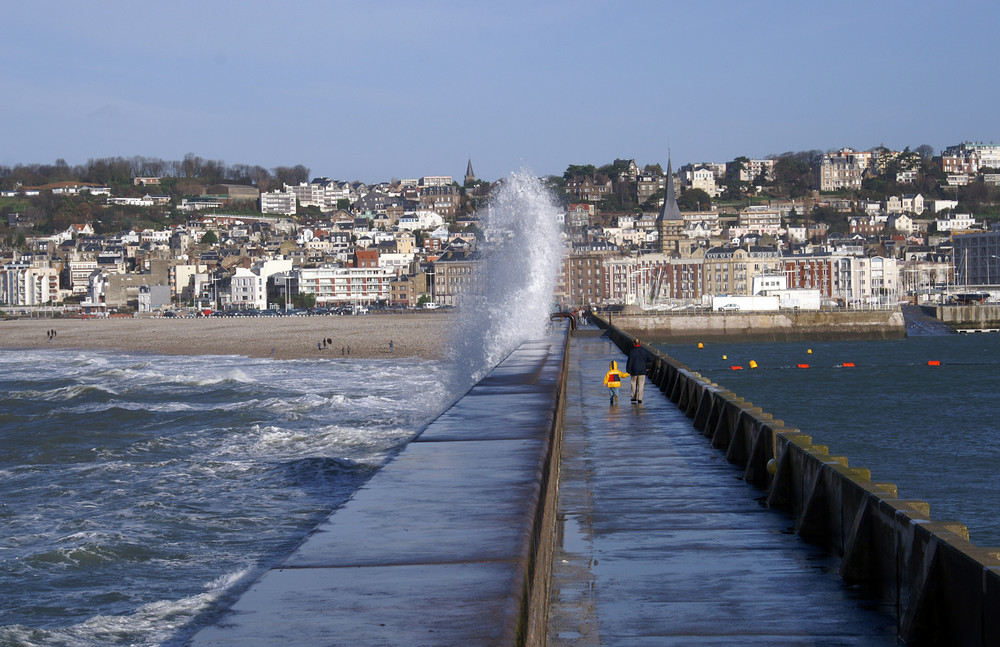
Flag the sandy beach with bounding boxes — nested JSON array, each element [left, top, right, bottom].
[[0, 313, 454, 360]]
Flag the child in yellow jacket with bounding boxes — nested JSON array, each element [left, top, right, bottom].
[[602, 360, 629, 405]]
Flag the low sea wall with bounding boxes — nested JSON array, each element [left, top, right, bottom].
[[605, 309, 906, 342], [190, 323, 571, 646], [930, 304, 1000, 330], [597, 317, 1000, 645]]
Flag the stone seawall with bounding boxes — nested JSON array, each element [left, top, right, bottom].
[[606, 309, 906, 342], [930, 304, 1000, 330]]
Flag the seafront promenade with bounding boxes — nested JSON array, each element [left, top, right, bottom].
[[189, 319, 1000, 645]]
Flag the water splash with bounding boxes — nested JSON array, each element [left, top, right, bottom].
[[448, 170, 564, 388]]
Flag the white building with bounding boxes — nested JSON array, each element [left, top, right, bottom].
[[833, 256, 899, 307], [285, 182, 325, 208], [261, 190, 297, 215], [683, 166, 719, 197], [419, 176, 452, 187], [397, 210, 445, 231], [296, 265, 394, 305], [230, 267, 267, 310], [0, 262, 60, 305], [935, 213, 978, 232]]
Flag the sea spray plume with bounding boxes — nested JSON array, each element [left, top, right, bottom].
[[447, 170, 564, 389]]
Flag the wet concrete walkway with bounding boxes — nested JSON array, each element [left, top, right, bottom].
[[547, 331, 899, 645]]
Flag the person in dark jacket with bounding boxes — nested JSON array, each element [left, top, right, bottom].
[[626, 339, 653, 403]]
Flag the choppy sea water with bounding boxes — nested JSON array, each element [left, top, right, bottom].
[[655, 333, 1000, 547], [0, 349, 451, 646]]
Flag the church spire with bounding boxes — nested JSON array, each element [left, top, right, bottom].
[[658, 157, 682, 223], [465, 159, 476, 186], [657, 156, 682, 254]]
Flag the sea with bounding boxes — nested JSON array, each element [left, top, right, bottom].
[[0, 349, 454, 646], [654, 332, 1000, 549]]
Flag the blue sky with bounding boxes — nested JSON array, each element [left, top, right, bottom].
[[3, 1, 997, 183]]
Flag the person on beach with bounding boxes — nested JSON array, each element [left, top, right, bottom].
[[626, 339, 654, 403], [602, 360, 629, 406], [389, 339, 394, 354]]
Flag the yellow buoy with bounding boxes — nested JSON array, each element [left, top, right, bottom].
[[749, 360, 758, 369], [698, 342, 704, 349], [807, 349, 812, 354], [722, 355, 727, 360]]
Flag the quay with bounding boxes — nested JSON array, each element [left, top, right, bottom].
[[190, 319, 1000, 645]]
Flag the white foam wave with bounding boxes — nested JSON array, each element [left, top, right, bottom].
[[448, 170, 563, 387], [0, 565, 262, 647]]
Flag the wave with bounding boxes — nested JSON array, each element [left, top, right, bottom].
[[0, 565, 262, 647]]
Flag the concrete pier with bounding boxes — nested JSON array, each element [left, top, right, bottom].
[[546, 330, 898, 644], [189, 329, 569, 646]]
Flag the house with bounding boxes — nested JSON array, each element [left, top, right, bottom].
[[887, 213, 915, 235], [681, 165, 719, 197], [566, 175, 613, 202], [816, 155, 863, 191]]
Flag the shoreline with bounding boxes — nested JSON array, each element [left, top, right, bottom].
[[0, 313, 454, 361]]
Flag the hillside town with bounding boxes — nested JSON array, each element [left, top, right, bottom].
[[2, 142, 1000, 315]]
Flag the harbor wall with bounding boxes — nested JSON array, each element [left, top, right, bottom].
[[604, 309, 906, 342], [597, 316, 1000, 646], [190, 323, 571, 646], [930, 304, 1000, 330]]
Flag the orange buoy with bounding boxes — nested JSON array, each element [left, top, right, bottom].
[[730, 366, 743, 371], [841, 362, 855, 368], [797, 364, 809, 369], [928, 360, 941, 366]]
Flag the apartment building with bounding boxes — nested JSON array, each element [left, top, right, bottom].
[[297, 264, 394, 305], [703, 245, 783, 296], [562, 253, 605, 306], [260, 190, 296, 215], [0, 261, 60, 305], [432, 249, 483, 306], [229, 267, 267, 310]]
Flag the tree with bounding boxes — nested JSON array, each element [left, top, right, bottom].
[[293, 292, 316, 309], [678, 188, 711, 211], [201, 230, 218, 245], [772, 155, 814, 198], [563, 164, 596, 181], [272, 165, 310, 186]]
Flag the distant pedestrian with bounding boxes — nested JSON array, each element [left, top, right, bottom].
[[347, 345, 351, 355], [326, 338, 332, 346], [602, 360, 629, 406], [626, 339, 654, 403], [389, 340, 394, 354], [318, 341, 322, 351], [341, 346, 345, 355]]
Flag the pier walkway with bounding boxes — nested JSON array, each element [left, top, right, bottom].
[[546, 330, 898, 645]]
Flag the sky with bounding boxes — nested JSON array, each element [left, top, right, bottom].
[[3, 1, 998, 184]]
